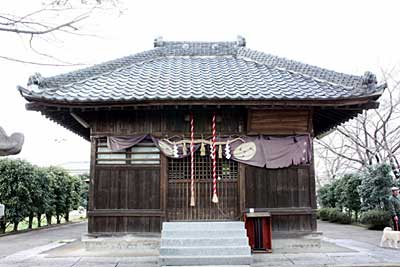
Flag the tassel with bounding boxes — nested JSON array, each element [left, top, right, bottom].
[[182, 141, 187, 156], [218, 144, 223, 159], [200, 142, 206, 156], [190, 195, 195, 206], [212, 192, 219, 203]]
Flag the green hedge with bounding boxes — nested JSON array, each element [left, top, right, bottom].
[[319, 208, 336, 221], [336, 212, 352, 224], [360, 209, 391, 230], [318, 208, 352, 224]]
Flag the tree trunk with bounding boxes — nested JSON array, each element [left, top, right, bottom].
[[56, 214, 61, 224], [46, 214, 52, 225], [13, 222, 18, 232], [355, 211, 358, 222], [65, 211, 69, 222], [0, 221, 5, 234], [389, 157, 400, 180], [28, 212, 34, 229], [37, 214, 41, 228]]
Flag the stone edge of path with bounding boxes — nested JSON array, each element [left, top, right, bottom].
[[0, 219, 87, 238]]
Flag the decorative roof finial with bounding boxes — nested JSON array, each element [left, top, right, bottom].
[[154, 36, 164, 48], [362, 71, 377, 88], [237, 35, 246, 47], [27, 72, 43, 86]]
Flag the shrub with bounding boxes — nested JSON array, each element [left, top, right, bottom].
[[336, 212, 352, 224], [319, 208, 336, 221], [318, 182, 339, 208], [328, 209, 343, 223], [360, 209, 391, 230], [359, 164, 392, 211]]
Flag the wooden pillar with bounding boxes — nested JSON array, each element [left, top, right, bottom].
[[239, 163, 246, 215], [308, 108, 317, 231], [88, 136, 97, 233], [160, 154, 168, 223]]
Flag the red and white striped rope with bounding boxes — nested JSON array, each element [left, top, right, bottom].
[[190, 112, 195, 206], [212, 112, 219, 203]]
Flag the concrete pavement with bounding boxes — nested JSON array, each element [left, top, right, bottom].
[[0, 220, 400, 266]]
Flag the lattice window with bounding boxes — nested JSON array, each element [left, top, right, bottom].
[[168, 148, 238, 180], [96, 139, 160, 165]]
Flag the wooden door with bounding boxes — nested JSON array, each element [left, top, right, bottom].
[[167, 151, 239, 221]]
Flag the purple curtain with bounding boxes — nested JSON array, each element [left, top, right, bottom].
[[263, 135, 311, 168], [229, 136, 266, 167], [107, 135, 148, 151], [106, 134, 312, 168]]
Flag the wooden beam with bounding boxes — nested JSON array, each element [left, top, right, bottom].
[[88, 137, 96, 233], [24, 98, 380, 111], [70, 112, 90, 128], [160, 154, 168, 221], [262, 207, 316, 215], [87, 209, 165, 217], [239, 163, 246, 215]]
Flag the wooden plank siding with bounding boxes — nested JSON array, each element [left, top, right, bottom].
[[89, 109, 246, 137], [247, 109, 311, 135], [87, 108, 317, 234], [244, 165, 316, 232], [89, 166, 161, 233]]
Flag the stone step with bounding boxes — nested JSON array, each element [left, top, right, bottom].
[[162, 266, 250, 267], [159, 255, 252, 266], [162, 222, 244, 231], [161, 229, 246, 238], [161, 237, 249, 247], [160, 246, 251, 256]]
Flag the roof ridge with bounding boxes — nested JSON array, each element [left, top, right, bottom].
[[35, 39, 242, 89], [237, 48, 374, 90], [153, 36, 246, 48], [37, 48, 163, 88]]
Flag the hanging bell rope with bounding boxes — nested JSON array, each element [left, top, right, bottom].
[[190, 112, 195, 207], [211, 112, 219, 204]]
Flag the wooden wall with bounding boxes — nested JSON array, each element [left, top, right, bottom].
[[89, 109, 246, 137], [88, 165, 163, 233], [244, 165, 317, 232], [247, 109, 312, 135], [87, 109, 246, 234], [87, 108, 317, 234]]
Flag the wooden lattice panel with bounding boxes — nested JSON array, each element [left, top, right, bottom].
[[167, 149, 239, 221]]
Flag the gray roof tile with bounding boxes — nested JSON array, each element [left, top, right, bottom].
[[19, 39, 384, 103]]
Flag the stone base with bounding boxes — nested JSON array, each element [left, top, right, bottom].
[[82, 233, 160, 252], [271, 231, 322, 253]]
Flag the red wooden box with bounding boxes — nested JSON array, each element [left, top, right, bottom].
[[244, 211, 272, 253]]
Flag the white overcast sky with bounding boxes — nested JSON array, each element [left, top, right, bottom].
[[0, 0, 399, 167]]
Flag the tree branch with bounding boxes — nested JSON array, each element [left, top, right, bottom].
[[0, 55, 84, 67]]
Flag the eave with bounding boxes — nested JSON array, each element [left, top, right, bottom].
[[25, 96, 380, 141]]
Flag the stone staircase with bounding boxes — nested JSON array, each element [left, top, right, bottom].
[[159, 221, 252, 266]]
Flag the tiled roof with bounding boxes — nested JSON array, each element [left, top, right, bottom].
[[18, 37, 384, 103]]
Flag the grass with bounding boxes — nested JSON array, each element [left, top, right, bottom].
[[5, 211, 87, 233]]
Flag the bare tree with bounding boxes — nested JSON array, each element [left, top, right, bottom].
[[0, 0, 121, 66], [316, 66, 400, 181], [315, 134, 358, 186]]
